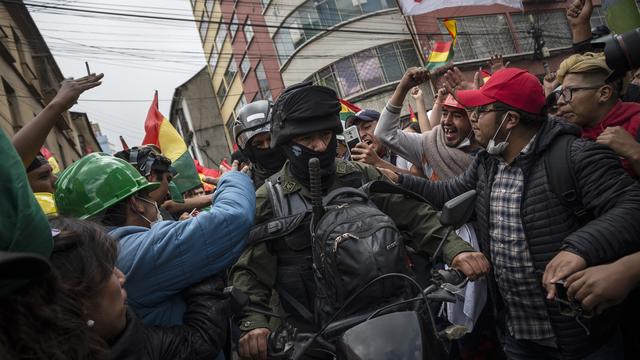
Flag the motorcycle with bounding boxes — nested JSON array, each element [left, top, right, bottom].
[[225, 188, 478, 360]]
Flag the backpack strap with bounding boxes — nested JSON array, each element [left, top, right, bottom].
[[247, 212, 308, 246], [545, 134, 591, 226], [275, 286, 314, 323]]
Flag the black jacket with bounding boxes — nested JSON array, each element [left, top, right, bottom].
[[109, 276, 228, 360], [399, 118, 640, 359]]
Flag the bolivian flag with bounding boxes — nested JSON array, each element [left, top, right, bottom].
[[426, 19, 457, 71], [142, 91, 201, 193], [339, 98, 361, 126]]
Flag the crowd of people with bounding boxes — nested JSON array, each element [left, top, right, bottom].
[[2, 0, 640, 359]]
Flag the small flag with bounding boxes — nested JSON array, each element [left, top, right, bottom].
[[425, 19, 457, 71], [142, 91, 201, 194], [339, 99, 361, 125]]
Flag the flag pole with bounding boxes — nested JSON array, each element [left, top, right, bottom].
[[394, 0, 437, 98]]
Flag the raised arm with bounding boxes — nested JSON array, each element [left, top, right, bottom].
[[12, 74, 103, 166]]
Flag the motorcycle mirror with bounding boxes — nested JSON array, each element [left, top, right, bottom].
[[439, 190, 477, 228]]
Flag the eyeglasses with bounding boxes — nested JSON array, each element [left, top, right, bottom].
[[555, 85, 603, 102], [471, 105, 502, 118]]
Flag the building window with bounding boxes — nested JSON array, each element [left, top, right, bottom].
[[225, 115, 235, 142], [230, 13, 239, 40], [437, 14, 516, 62], [216, 24, 227, 50], [209, 45, 219, 72], [216, 82, 228, 105], [233, 94, 248, 120], [205, 0, 214, 15], [2, 78, 21, 132], [240, 54, 251, 77], [244, 19, 254, 44], [224, 55, 237, 85], [306, 40, 419, 98], [199, 12, 209, 41], [255, 62, 272, 101], [273, 0, 395, 65], [511, 11, 572, 52]]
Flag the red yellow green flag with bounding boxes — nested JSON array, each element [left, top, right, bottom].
[[339, 98, 362, 123], [426, 19, 457, 71], [142, 91, 201, 193]]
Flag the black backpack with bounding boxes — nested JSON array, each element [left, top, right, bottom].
[[311, 182, 416, 326]]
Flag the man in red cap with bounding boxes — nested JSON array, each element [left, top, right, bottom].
[[391, 67, 640, 359], [376, 68, 482, 181]]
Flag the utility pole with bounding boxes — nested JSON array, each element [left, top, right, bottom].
[[528, 14, 551, 74]]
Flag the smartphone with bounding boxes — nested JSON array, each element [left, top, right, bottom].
[[554, 280, 569, 301], [343, 125, 361, 152]]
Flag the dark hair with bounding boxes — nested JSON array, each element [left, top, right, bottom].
[[0, 217, 116, 360]]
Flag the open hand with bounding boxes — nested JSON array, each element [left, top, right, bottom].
[[442, 67, 475, 97], [51, 73, 104, 112]]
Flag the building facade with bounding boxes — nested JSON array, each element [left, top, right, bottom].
[[91, 123, 116, 154], [0, 1, 99, 168], [169, 66, 230, 168], [193, 0, 621, 121], [191, 0, 285, 150]]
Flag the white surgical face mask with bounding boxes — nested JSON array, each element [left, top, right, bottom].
[[486, 113, 513, 156], [455, 129, 474, 149], [134, 196, 163, 226]]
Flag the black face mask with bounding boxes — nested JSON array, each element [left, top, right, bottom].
[[281, 136, 337, 189], [245, 145, 287, 172]]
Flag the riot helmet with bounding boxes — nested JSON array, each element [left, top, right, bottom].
[[233, 100, 271, 151]]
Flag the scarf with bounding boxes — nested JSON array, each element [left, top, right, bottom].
[[422, 125, 474, 180]]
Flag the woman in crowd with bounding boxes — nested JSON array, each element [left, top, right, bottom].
[[0, 217, 229, 360]]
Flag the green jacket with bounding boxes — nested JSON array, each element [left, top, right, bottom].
[[229, 159, 473, 333]]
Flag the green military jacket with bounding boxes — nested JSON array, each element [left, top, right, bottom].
[[229, 159, 474, 333]]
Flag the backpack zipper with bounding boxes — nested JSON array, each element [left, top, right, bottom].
[[333, 233, 359, 252]]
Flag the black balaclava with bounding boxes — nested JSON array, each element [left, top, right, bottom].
[[244, 144, 286, 173], [281, 135, 337, 190]]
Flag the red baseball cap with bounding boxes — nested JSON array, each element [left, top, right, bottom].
[[455, 68, 546, 115]]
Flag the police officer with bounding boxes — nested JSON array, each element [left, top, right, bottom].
[[229, 82, 490, 360], [233, 100, 287, 188]]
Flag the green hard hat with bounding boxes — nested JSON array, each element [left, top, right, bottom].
[[55, 153, 160, 220]]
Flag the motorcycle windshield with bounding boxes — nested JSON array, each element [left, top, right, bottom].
[[337, 311, 424, 360]]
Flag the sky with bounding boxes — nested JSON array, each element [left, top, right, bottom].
[[29, 0, 207, 151]]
